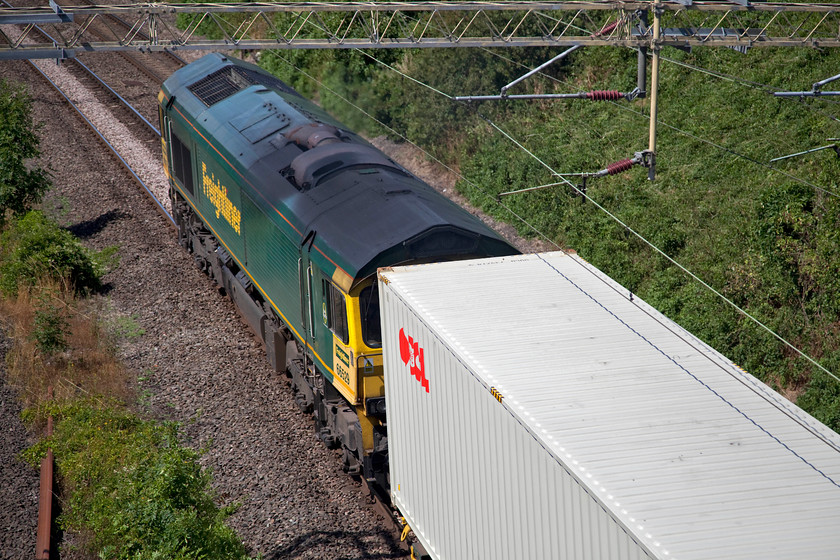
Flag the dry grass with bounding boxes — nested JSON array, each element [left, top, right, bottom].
[[0, 280, 133, 408]]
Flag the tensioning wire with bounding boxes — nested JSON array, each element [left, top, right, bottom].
[[480, 47, 840, 200], [348, 48, 840, 387], [660, 54, 840, 109], [659, 54, 840, 125]]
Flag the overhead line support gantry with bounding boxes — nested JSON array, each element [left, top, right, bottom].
[[4, 1, 840, 59], [4, 1, 837, 179]]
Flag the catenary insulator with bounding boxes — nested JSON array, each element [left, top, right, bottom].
[[586, 90, 624, 101], [605, 158, 635, 175], [592, 20, 619, 37]]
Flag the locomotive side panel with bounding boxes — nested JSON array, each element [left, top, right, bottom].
[[160, 52, 518, 499], [193, 146, 245, 259], [239, 194, 305, 340]]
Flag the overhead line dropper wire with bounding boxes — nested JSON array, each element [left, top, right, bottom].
[[479, 48, 840, 200], [658, 54, 840, 123], [383, 8, 840, 175], [661, 55, 840, 110], [347, 48, 840, 386], [384, 8, 840, 153]]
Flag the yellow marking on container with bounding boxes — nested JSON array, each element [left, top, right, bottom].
[[491, 387, 504, 403], [377, 268, 392, 285]]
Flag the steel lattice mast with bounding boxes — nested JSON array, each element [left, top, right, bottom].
[[3, 1, 840, 59]]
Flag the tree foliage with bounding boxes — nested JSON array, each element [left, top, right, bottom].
[[0, 79, 51, 222], [0, 211, 103, 296]]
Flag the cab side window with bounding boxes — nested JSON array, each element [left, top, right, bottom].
[[322, 279, 349, 344], [170, 130, 194, 195]]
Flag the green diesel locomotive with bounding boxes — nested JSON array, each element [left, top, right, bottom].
[[159, 53, 516, 496]]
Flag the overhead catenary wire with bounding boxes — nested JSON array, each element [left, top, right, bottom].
[[360, 49, 840, 387], [660, 54, 840, 112], [270, 49, 840, 387], [478, 47, 840, 200], [386, 8, 840, 183]]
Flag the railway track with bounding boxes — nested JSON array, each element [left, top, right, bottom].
[[0, 1, 175, 219], [70, 0, 187, 118]]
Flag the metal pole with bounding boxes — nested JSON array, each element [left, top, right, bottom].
[[813, 72, 840, 90], [500, 45, 581, 97], [647, 2, 661, 180], [35, 387, 54, 560], [636, 9, 648, 98], [769, 144, 839, 163]]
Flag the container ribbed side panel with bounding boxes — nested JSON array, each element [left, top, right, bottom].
[[381, 286, 655, 560]]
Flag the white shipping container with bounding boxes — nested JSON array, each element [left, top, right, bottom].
[[378, 252, 840, 560]]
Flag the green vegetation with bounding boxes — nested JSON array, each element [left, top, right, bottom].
[[0, 78, 250, 559], [30, 293, 70, 355], [0, 78, 51, 224], [22, 401, 249, 560], [0, 210, 105, 296], [107, 311, 147, 340], [256, 44, 840, 430]]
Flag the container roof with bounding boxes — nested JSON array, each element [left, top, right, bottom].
[[380, 251, 840, 560]]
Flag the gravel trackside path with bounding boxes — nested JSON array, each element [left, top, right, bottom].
[[0, 335, 39, 560]]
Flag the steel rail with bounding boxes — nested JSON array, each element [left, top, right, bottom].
[[72, 0, 187, 81], [73, 58, 160, 135], [35, 387, 54, 560], [28, 60, 175, 226], [3, 0, 175, 224]]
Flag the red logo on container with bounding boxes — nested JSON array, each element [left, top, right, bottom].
[[399, 328, 429, 393]]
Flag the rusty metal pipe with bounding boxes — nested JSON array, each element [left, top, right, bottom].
[[36, 389, 54, 560], [36, 450, 54, 560]]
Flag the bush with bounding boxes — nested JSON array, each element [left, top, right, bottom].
[[0, 78, 51, 222], [30, 295, 70, 355], [0, 210, 102, 296], [22, 400, 250, 560]]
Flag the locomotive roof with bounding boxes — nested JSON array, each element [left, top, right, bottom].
[[162, 53, 516, 289]]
